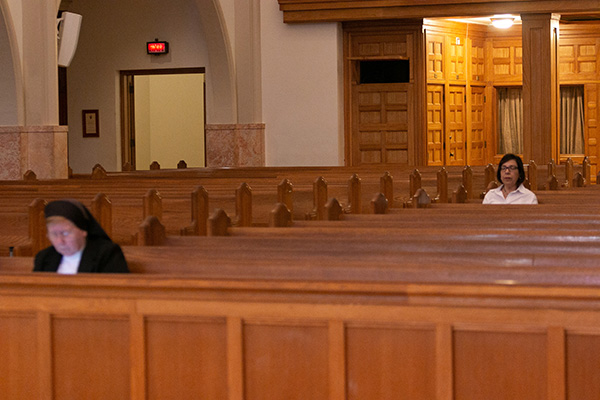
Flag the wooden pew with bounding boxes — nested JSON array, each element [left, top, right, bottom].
[[1, 265, 600, 399], [0, 161, 588, 255], [0, 162, 597, 399]]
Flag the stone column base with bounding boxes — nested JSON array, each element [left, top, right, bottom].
[[0, 125, 68, 180], [205, 123, 265, 167]]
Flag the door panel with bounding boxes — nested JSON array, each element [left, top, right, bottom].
[[585, 83, 599, 179], [471, 39, 485, 83], [427, 84, 444, 165], [354, 83, 411, 164], [448, 35, 466, 82], [470, 86, 486, 165], [446, 86, 466, 165], [427, 34, 445, 81]]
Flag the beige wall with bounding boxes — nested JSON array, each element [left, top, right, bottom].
[[0, 0, 344, 173], [134, 74, 205, 170], [260, 1, 343, 166], [65, 0, 209, 173]]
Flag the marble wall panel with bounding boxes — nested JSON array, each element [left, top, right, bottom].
[[206, 123, 265, 167], [0, 126, 68, 180]]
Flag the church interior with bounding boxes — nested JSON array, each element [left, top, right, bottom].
[[1, 0, 600, 398]]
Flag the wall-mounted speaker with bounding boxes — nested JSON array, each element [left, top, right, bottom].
[[57, 12, 82, 67]]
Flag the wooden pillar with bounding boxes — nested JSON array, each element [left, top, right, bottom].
[[414, 19, 428, 166], [521, 13, 560, 165]]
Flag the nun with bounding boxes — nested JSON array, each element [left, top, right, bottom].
[[33, 199, 129, 274]]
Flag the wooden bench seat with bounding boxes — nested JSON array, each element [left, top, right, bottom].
[[2, 239, 600, 284], [0, 267, 599, 399], [1, 160, 598, 399], [0, 161, 591, 255]]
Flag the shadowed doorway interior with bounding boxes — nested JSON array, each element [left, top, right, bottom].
[[120, 68, 205, 170]]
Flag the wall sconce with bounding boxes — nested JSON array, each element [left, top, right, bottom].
[[491, 16, 515, 29]]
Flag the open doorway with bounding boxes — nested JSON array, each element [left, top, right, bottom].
[[120, 68, 205, 170]]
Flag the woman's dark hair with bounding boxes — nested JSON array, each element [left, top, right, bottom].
[[497, 153, 526, 186]]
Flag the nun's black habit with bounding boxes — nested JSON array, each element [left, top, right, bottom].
[[33, 199, 129, 273]]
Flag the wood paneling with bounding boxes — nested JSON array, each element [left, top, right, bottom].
[[52, 316, 130, 399], [0, 314, 39, 399], [448, 35, 466, 82], [585, 83, 599, 178], [298, 3, 600, 172], [345, 24, 420, 166], [1, 274, 600, 399], [427, 84, 445, 165], [352, 33, 410, 58], [521, 14, 560, 164], [489, 39, 523, 83], [470, 38, 486, 83], [454, 330, 547, 400], [566, 332, 600, 400], [427, 33, 445, 81], [426, 22, 487, 166], [446, 85, 466, 165], [278, 0, 600, 23], [470, 86, 486, 164], [244, 323, 329, 400], [354, 84, 411, 164], [346, 324, 436, 400], [145, 317, 228, 400], [559, 38, 600, 81]]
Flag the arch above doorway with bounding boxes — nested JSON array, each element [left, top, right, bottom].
[[194, 0, 236, 124], [0, 0, 22, 125]]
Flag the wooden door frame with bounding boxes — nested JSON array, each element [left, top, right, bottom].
[[119, 67, 206, 170], [343, 21, 427, 167]]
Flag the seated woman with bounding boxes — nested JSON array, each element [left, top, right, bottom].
[[33, 199, 129, 273], [483, 153, 538, 205]]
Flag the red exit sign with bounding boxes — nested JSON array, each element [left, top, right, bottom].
[[147, 41, 169, 55]]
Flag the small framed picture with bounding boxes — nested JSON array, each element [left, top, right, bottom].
[[82, 109, 99, 137]]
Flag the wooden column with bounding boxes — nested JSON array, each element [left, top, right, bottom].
[[521, 13, 560, 164], [413, 19, 428, 166]]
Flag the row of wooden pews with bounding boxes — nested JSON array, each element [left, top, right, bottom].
[[1, 159, 600, 399], [0, 158, 589, 256], [0, 163, 492, 254]]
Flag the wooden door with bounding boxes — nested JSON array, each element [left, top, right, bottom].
[[427, 84, 444, 165], [470, 39, 485, 83], [447, 35, 466, 82], [353, 83, 411, 164], [344, 24, 423, 166], [446, 86, 466, 165], [469, 86, 486, 165], [427, 34, 445, 81]]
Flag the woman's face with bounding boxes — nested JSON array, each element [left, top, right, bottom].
[[46, 218, 87, 256], [500, 159, 520, 187]]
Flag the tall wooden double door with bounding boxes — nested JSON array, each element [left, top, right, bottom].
[[426, 84, 486, 166], [344, 22, 488, 167]]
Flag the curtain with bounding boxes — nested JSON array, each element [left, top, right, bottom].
[[560, 86, 585, 154], [497, 87, 523, 154]]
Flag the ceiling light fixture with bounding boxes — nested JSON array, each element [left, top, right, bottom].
[[491, 15, 515, 29]]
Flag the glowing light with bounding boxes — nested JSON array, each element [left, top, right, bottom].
[[491, 16, 515, 29], [147, 41, 169, 55]]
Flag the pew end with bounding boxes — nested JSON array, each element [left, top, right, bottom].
[[137, 216, 166, 246]]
